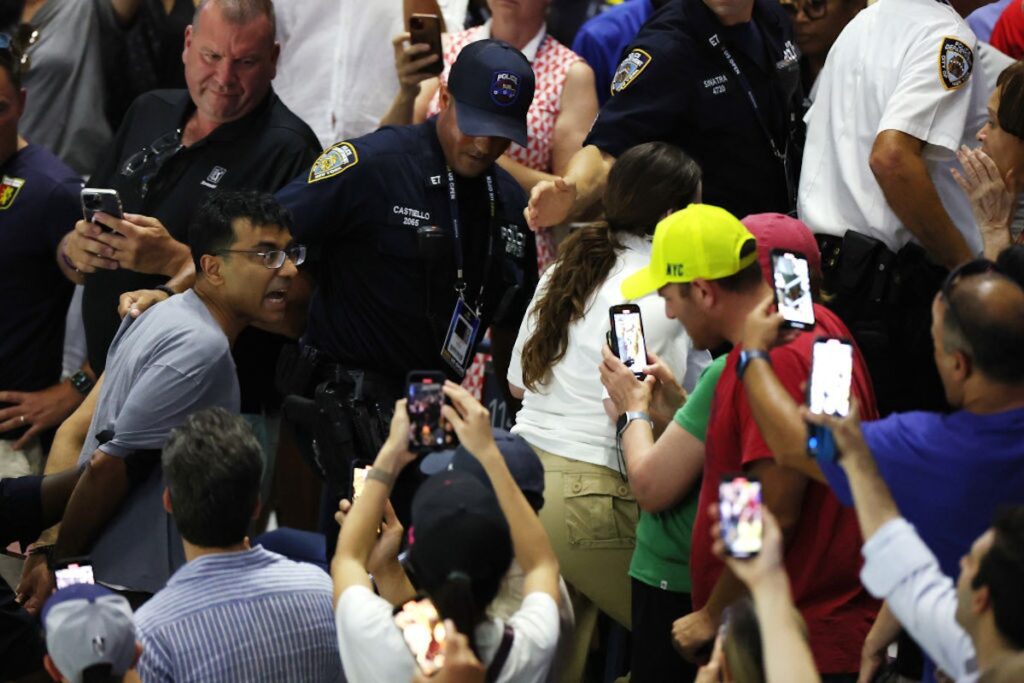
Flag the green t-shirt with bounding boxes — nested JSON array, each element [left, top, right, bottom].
[[628, 355, 727, 593]]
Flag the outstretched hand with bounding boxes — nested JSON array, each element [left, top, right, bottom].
[[524, 177, 576, 232]]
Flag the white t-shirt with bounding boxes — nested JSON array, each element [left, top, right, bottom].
[[507, 233, 710, 471], [336, 586, 559, 683], [798, 0, 982, 255]]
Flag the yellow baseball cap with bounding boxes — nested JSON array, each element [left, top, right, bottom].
[[621, 204, 758, 300]]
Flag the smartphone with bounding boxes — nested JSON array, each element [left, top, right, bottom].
[[408, 14, 444, 76], [406, 371, 457, 453], [718, 475, 763, 559], [53, 558, 95, 590], [352, 465, 372, 503], [808, 338, 854, 417], [394, 597, 447, 675], [609, 304, 648, 379], [80, 188, 124, 232], [770, 249, 815, 330]]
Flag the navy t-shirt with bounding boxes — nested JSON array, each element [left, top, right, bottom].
[[0, 144, 81, 394], [820, 407, 1024, 577]]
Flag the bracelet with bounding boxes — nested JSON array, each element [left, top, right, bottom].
[[154, 285, 176, 298], [366, 467, 397, 488], [60, 248, 79, 273], [26, 543, 54, 559]]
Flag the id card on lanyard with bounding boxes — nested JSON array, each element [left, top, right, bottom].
[[708, 32, 797, 212], [440, 167, 497, 376]]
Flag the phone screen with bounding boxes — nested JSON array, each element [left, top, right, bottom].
[[394, 598, 447, 675], [54, 562, 95, 590], [718, 477, 763, 558], [809, 339, 854, 417], [771, 251, 815, 329], [407, 378, 455, 451], [352, 466, 371, 502], [612, 308, 648, 376]]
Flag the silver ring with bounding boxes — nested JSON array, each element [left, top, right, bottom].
[[19, 415, 25, 424]]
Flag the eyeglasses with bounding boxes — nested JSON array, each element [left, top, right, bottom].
[[780, 0, 828, 20], [213, 244, 307, 269], [120, 129, 184, 197]]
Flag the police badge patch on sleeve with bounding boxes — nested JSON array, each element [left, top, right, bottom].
[[938, 36, 973, 90], [610, 49, 652, 96], [308, 142, 359, 183]]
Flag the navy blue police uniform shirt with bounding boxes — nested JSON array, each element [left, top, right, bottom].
[[0, 145, 81, 400], [81, 89, 320, 412], [586, 0, 804, 219], [276, 119, 538, 384]]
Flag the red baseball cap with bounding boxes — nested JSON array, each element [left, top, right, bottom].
[[741, 213, 822, 287]]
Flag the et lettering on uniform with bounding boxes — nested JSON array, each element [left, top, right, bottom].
[[308, 142, 359, 184], [938, 36, 973, 91]]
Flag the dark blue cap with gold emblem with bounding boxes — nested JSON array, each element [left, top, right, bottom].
[[447, 39, 535, 147]]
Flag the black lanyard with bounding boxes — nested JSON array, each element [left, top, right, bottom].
[[709, 32, 797, 208], [445, 166, 497, 312]]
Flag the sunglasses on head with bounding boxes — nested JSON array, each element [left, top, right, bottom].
[[941, 258, 1002, 301], [0, 25, 39, 71]]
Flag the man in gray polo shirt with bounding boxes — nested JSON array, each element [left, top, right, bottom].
[[46, 190, 301, 605]]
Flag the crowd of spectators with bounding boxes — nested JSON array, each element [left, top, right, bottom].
[[1, 0, 1024, 681]]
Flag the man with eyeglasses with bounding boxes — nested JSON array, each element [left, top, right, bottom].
[[778, 0, 864, 92], [798, 0, 983, 419], [25, 190, 301, 610], [738, 257, 1024, 683]]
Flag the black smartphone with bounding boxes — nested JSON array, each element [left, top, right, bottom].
[[718, 475, 763, 558], [394, 597, 447, 675], [609, 304, 648, 379], [80, 188, 124, 232], [770, 249, 815, 330], [53, 557, 95, 590], [808, 338, 854, 417], [406, 371, 457, 453], [408, 14, 444, 76]]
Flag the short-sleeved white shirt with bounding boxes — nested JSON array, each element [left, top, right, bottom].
[[798, 0, 982, 255]]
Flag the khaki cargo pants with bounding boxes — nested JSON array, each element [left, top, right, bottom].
[[534, 445, 638, 682]]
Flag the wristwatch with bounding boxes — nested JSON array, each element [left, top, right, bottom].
[[154, 284, 176, 298], [736, 349, 771, 380], [619, 411, 654, 435], [69, 370, 94, 396]]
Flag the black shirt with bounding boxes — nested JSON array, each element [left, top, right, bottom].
[[0, 145, 80, 393], [585, 0, 804, 218], [82, 89, 320, 410], [276, 120, 538, 385]]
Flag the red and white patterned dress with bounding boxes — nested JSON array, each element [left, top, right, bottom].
[[429, 23, 583, 399]]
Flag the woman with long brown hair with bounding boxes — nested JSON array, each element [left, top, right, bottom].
[[506, 142, 709, 681]]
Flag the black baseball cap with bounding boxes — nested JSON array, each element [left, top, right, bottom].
[[420, 429, 545, 511], [447, 39, 535, 148], [407, 470, 513, 593]]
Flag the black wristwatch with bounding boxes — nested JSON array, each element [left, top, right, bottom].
[[69, 370, 94, 396], [154, 284, 176, 298], [736, 349, 771, 380]]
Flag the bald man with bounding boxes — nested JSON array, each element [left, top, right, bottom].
[[737, 263, 1024, 682]]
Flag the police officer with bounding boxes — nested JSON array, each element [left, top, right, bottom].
[[526, 0, 804, 230], [275, 39, 538, 522], [798, 0, 980, 417]]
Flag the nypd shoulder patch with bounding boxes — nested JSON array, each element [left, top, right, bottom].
[[938, 36, 973, 91], [308, 142, 359, 184], [610, 49, 653, 96], [0, 175, 25, 211]]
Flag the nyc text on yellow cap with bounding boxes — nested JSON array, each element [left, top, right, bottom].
[[621, 204, 757, 299]]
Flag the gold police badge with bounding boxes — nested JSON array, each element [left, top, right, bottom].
[[938, 36, 973, 91], [611, 49, 653, 96], [308, 142, 359, 184], [0, 175, 25, 210]]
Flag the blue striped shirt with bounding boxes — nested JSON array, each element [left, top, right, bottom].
[[134, 546, 344, 682]]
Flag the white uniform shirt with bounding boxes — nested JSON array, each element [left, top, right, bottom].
[[798, 0, 982, 255], [273, 0, 468, 149]]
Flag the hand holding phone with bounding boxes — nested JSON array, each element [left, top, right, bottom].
[[770, 249, 815, 330], [406, 371, 458, 453], [81, 188, 124, 232], [394, 597, 447, 675], [718, 476, 763, 558], [408, 14, 444, 76], [609, 304, 649, 380], [806, 338, 854, 459]]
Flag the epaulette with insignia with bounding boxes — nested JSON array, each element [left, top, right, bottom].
[[610, 49, 653, 96], [938, 36, 973, 90], [308, 142, 359, 184]]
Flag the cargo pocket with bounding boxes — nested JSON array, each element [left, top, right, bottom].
[[563, 472, 639, 550]]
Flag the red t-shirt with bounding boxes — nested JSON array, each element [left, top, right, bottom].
[[692, 304, 880, 674], [991, 0, 1024, 60]]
